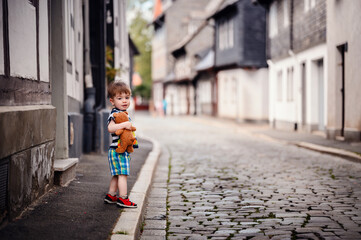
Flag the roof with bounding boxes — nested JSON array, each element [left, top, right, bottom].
[[153, 0, 163, 20], [208, 0, 239, 19], [195, 49, 215, 71], [169, 0, 224, 54], [170, 22, 207, 54]]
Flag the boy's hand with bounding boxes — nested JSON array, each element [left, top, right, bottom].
[[122, 121, 132, 130]]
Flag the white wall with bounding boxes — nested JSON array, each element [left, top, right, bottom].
[[114, 0, 130, 85], [165, 83, 193, 115], [0, 0, 4, 75], [218, 68, 269, 121], [8, 1, 37, 79], [153, 82, 163, 109], [197, 79, 212, 115], [327, 0, 361, 135], [39, 0, 49, 82], [65, 0, 83, 103], [268, 43, 327, 130]]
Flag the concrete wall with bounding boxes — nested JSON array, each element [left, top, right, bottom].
[[218, 68, 268, 121], [0, 106, 56, 221], [327, 0, 361, 141]]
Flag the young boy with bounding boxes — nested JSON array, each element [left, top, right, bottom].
[[104, 81, 137, 208]]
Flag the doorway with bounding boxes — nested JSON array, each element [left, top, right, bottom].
[[301, 62, 307, 128], [337, 43, 347, 137], [316, 59, 324, 131]]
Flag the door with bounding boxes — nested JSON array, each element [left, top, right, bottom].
[[317, 59, 324, 131], [301, 63, 307, 127], [337, 43, 347, 137]]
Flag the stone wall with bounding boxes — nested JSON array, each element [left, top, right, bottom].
[[0, 105, 56, 222]]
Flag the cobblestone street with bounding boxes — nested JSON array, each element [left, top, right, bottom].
[[135, 112, 361, 240]]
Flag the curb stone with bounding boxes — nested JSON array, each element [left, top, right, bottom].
[[254, 133, 361, 163], [111, 135, 161, 240]]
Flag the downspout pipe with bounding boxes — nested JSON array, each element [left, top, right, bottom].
[[83, 0, 96, 153]]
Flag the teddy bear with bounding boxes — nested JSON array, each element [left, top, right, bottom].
[[113, 111, 137, 153]]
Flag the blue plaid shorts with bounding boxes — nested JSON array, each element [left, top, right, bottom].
[[108, 148, 131, 176]]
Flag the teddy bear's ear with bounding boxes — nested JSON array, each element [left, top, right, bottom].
[[124, 111, 128, 115]]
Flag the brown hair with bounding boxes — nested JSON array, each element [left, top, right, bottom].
[[107, 81, 131, 98]]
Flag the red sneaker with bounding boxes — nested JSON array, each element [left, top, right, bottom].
[[117, 197, 137, 208], [104, 194, 117, 204]]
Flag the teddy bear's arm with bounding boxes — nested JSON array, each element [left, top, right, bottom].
[[131, 126, 136, 131], [115, 129, 124, 135]]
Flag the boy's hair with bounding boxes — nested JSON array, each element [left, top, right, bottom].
[[108, 81, 131, 98]]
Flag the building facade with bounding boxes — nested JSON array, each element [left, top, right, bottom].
[[0, 0, 132, 224], [212, 0, 268, 122], [326, 0, 361, 141], [151, 0, 210, 115], [0, 0, 54, 222], [265, 0, 327, 132]]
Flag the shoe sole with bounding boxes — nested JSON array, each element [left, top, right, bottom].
[[116, 202, 137, 208], [104, 199, 117, 204]]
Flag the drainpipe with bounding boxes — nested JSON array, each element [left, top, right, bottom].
[[83, 0, 95, 153]]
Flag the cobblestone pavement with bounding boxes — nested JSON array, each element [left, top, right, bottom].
[[134, 113, 361, 240]]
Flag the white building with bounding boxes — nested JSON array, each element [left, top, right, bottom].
[[266, 0, 327, 132]]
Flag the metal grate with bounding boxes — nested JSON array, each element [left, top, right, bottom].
[[0, 159, 9, 213]]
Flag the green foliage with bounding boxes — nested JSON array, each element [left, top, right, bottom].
[[106, 46, 119, 84], [133, 81, 152, 99], [128, 8, 152, 99]]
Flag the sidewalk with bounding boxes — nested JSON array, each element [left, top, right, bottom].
[[0, 138, 154, 240], [194, 115, 361, 163], [251, 128, 361, 163]]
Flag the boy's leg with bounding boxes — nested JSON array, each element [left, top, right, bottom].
[[118, 175, 128, 198], [108, 175, 118, 195], [117, 175, 137, 208], [104, 176, 118, 204]]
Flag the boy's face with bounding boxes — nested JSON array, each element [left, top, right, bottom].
[[110, 92, 130, 111]]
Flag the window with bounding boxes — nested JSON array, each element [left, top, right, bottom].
[[310, 0, 316, 8], [277, 70, 283, 101], [283, 0, 289, 27], [232, 77, 237, 104], [286, 67, 294, 101], [304, 0, 309, 12], [65, 0, 74, 69], [218, 17, 234, 50], [269, 3, 278, 38], [304, 0, 316, 12]]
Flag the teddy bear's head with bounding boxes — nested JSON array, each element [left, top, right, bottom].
[[113, 111, 129, 123]]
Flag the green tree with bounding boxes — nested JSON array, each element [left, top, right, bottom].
[[106, 46, 119, 84], [128, 7, 153, 100]]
